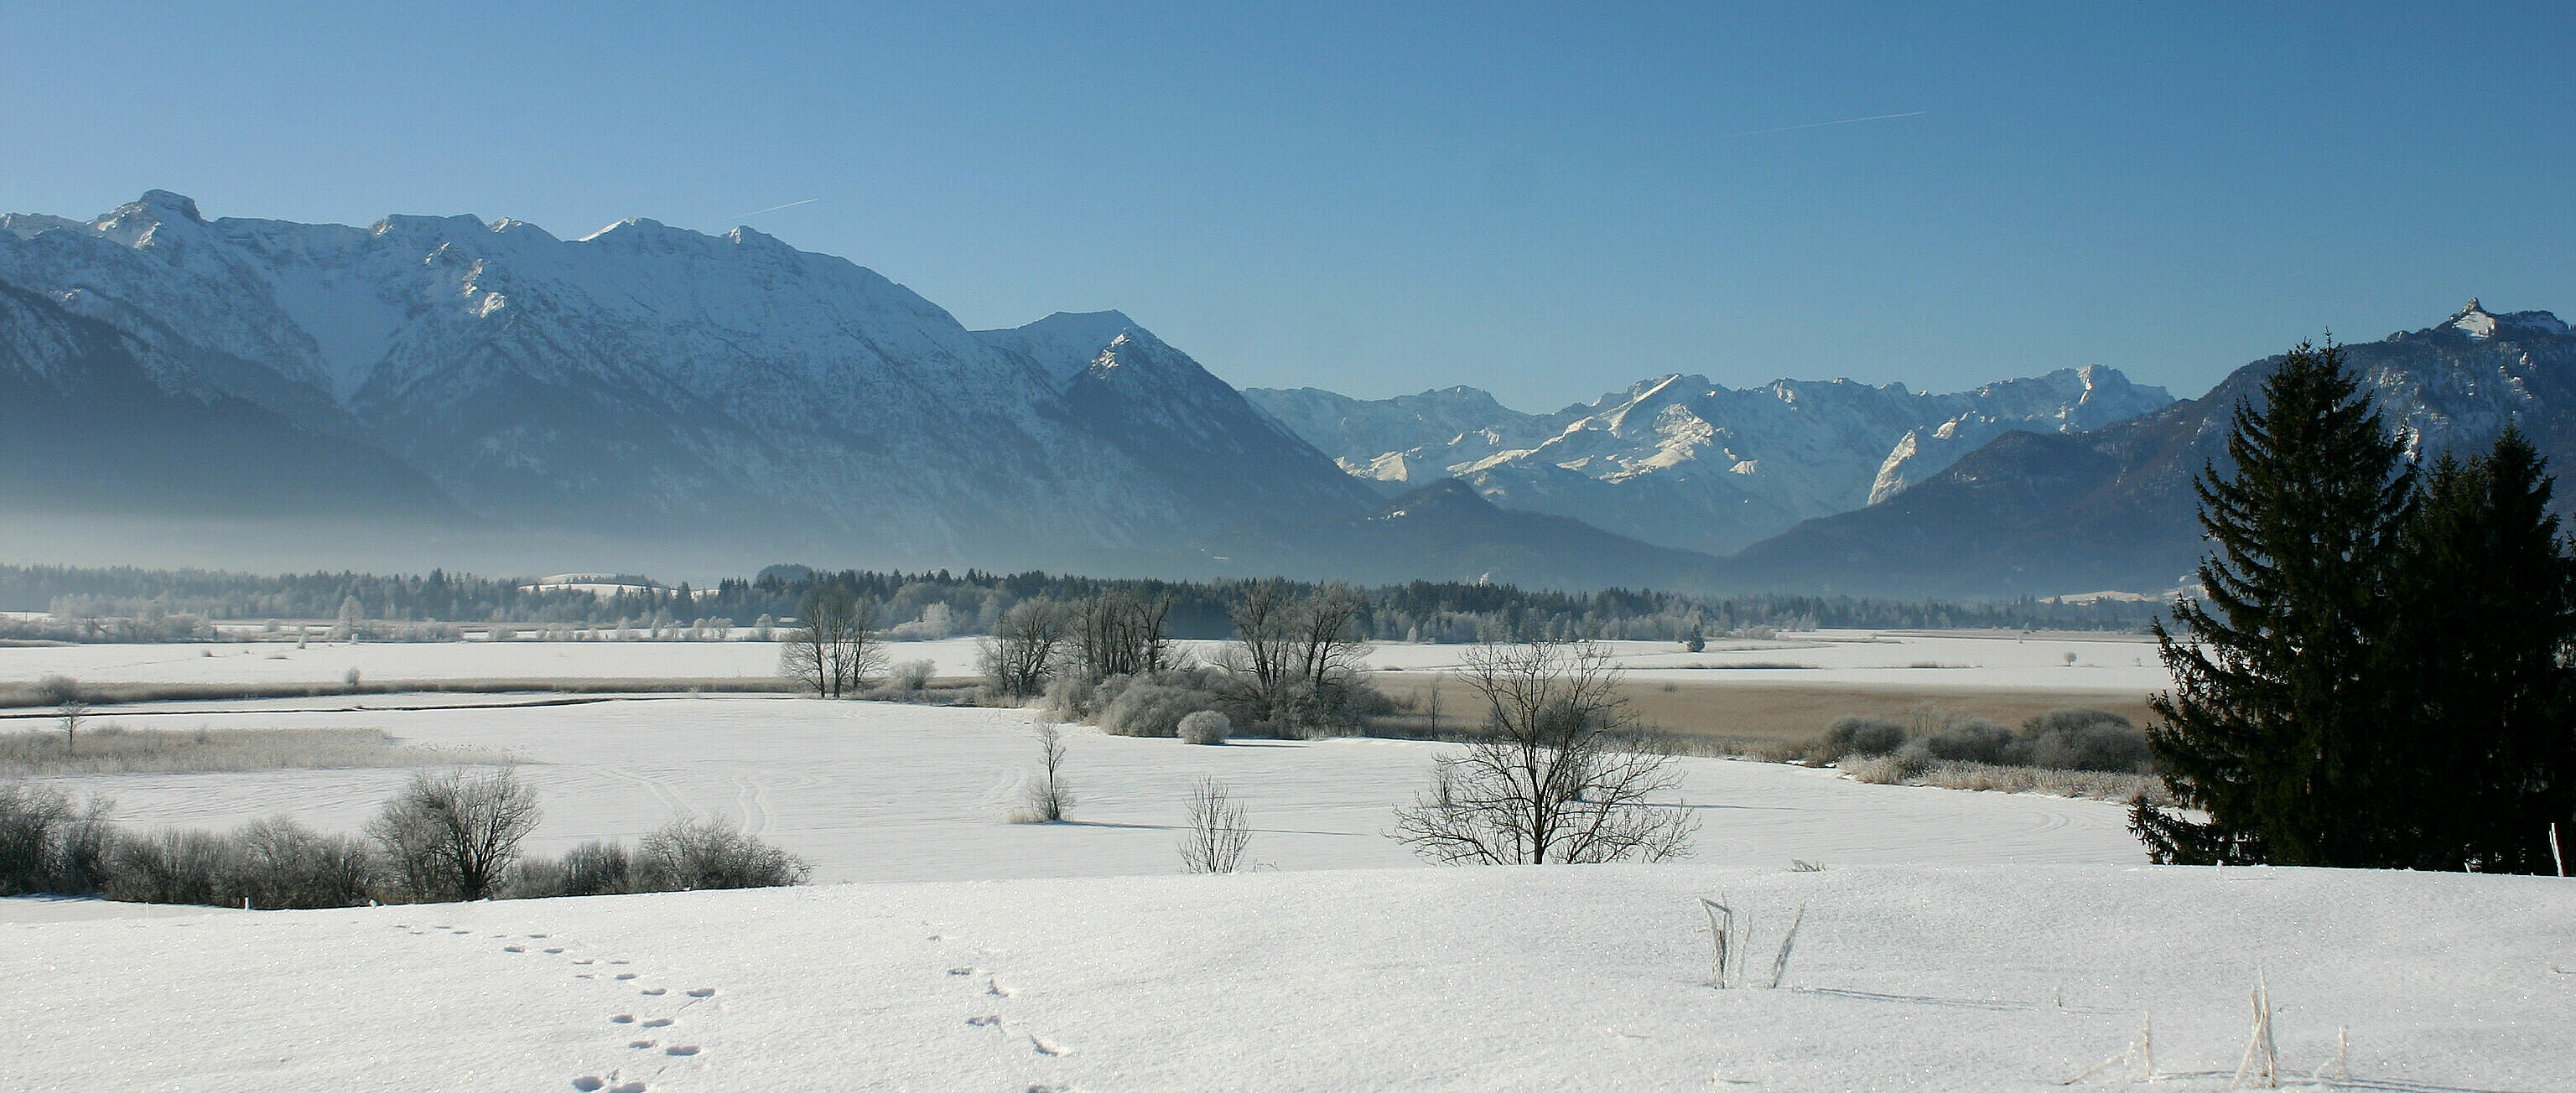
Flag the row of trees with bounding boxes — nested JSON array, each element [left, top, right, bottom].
[[2134, 341, 2576, 873], [3, 562, 2163, 643]]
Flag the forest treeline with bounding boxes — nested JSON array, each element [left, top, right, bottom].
[[0, 562, 2160, 644]]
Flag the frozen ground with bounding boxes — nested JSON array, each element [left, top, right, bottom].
[[7, 862, 2568, 1091], [21, 640, 2536, 1090], [0, 698, 2142, 885], [0, 629, 2174, 693]]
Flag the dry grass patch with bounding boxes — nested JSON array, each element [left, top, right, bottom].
[[0, 725, 496, 777], [0, 677, 802, 710], [1369, 673, 2157, 744], [1840, 754, 2166, 804]]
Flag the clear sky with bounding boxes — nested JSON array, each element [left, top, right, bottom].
[[8, 2, 2571, 411]]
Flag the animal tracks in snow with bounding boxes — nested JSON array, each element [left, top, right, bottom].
[[412, 925, 724, 1089], [937, 932, 1073, 1080]]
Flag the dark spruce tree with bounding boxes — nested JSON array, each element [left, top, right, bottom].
[[2384, 427, 2576, 873], [2132, 341, 2416, 867]]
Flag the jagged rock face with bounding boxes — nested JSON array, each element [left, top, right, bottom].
[[1726, 302, 2576, 598], [1248, 366, 2174, 554], [0, 194, 1374, 571]]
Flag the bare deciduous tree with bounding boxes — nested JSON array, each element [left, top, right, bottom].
[[366, 766, 542, 901], [1070, 591, 1175, 681], [979, 598, 1074, 699], [1217, 580, 1372, 734], [1394, 640, 1696, 864], [1179, 777, 1250, 873], [1014, 724, 1075, 823], [780, 583, 886, 698], [36, 675, 85, 754]]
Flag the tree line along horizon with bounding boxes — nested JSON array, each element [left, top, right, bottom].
[[0, 563, 2157, 645]]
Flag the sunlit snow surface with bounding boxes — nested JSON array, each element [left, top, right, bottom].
[[8, 863, 2570, 1090], [11, 636, 2563, 1090]]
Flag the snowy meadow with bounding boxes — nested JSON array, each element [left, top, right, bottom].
[[5, 634, 2568, 1090]]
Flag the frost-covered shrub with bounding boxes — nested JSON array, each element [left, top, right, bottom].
[[106, 829, 240, 905], [233, 816, 375, 909], [0, 780, 113, 895], [1096, 671, 1224, 738], [1177, 710, 1231, 745], [640, 816, 810, 890], [2018, 708, 2150, 772], [1043, 675, 1099, 721], [558, 839, 639, 895], [889, 660, 937, 692], [1817, 716, 1907, 760], [1915, 715, 2015, 765]]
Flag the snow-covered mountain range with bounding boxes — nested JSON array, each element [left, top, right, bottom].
[[1, 192, 1375, 572], [1248, 366, 2174, 554], [1725, 301, 2576, 597]]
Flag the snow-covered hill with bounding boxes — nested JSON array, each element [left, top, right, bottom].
[[1247, 367, 2173, 554], [0, 194, 1374, 572]]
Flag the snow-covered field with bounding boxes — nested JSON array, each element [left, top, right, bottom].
[[12, 640, 2558, 1090], [10, 861, 2568, 1091], [1, 699, 2140, 883], [1, 629, 2174, 693]]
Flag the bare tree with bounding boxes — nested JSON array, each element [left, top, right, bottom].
[[1217, 580, 1372, 734], [979, 598, 1074, 699], [1014, 724, 1075, 823], [1070, 591, 1175, 681], [367, 767, 542, 901], [1394, 640, 1696, 864], [1179, 777, 1251, 873], [780, 583, 886, 697], [36, 675, 85, 754]]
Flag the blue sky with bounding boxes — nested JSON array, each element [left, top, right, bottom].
[[8, 2, 2571, 410]]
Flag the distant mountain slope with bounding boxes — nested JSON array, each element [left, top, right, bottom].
[[1726, 301, 2576, 598], [1246, 366, 2173, 554], [0, 278, 459, 519], [1197, 479, 1725, 593], [0, 193, 1373, 572]]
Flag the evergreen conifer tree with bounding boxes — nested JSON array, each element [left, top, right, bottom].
[[2133, 341, 2416, 866], [2384, 427, 2576, 872]]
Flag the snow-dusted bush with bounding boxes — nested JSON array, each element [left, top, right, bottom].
[[888, 660, 937, 692], [640, 816, 810, 890], [1177, 710, 1231, 745], [232, 817, 375, 909], [1042, 674, 1098, 721], [106, 829, 239, 905], [1817, 716, 1907, 760], [2018, 708, 2150, 772], [555, 839, 639, 896], [0, 780, 112, 895], [1097, 671, 1224, 738]]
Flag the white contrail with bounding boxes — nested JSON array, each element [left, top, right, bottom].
[[1709, 110, 1928, 140], [734, 197, 820, 219]]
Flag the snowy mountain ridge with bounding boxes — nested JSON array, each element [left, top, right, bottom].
[[1246, 363, 2174, 555], [0, 192, 1375, 572]]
